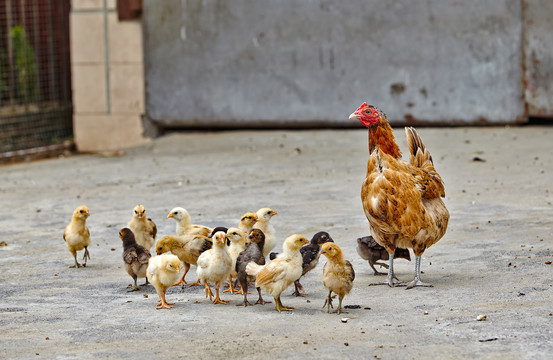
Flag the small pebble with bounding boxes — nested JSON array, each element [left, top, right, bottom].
[[476, 314, 487, 321], [341, 317, 350, 323], [424, 311, 429, 315]]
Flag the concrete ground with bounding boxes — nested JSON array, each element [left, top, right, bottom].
[[0, 126, 552, 359]]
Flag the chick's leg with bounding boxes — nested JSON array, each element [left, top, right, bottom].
[[156, 288, 173, 309], [292, 279, 306, 297], [69, 250, 81, 268], [255, 287, 270, 305], [82, 247, 90, 267], [406, 255, 433, 289], [204, 282, 214, 300], [223, 275, 236, 293], [173, 263, 190, 286], [127, 276, 140, 292], [212, 286, 228, 304], [274, 294, 294, 312], [370, 261, 388, 276], [322, 290, 333, 313], [236, 281, 251, 307]]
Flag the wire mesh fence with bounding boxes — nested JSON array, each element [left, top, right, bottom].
[[0, 0, 72, 161]]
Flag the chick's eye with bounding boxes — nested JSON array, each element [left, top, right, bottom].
[[80, 210, 84, 213], [134, 210, 138, 214]]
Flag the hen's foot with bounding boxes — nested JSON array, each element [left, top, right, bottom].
[[405, 279, 433, 289]]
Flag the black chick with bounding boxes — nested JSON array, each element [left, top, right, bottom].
[[356, 235, 411, 275], [235, 229, 270, 306], [120, 227, 152, 291], [269, 231, 334, 297]]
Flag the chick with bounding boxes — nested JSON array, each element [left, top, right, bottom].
[[196, 231, 233, 304], [146, 254, 182, 309], [252, 207, 278, 257], [63, 205, 91, 268], [356, 235, 411, 275], [127, 205, 157, 250], [120, 228, 151, 292], [167, 207, 211, 237], [224, 228, 247, 294], [238, 212, 258, 235], [320, 242, 355, 315], [235, 229, 269, 307], [246, 234, 309, 312], [156, 234, 212, 286], [270, 231, 334, 296]]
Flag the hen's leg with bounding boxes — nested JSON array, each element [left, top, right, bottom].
[[406, 256, 433, 289], [369, 253, 404, 286]]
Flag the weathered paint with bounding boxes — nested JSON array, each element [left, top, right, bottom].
[[143, 0, 526, 127], [522, 0, 553, 118]]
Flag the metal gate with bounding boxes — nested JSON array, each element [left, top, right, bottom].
[[0, 0, 72, 160]]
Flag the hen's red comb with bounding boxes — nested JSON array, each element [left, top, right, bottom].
[[355, 102, 368, 112]]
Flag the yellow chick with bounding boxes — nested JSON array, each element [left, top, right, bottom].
[[252, 207, 278, 257], [167, 207, 211, 237], [224, 228, 247, 294], [127, 205, 157, 250], [63, 205, 91, 268], [156, 234, 212, 286], [146, 254, 182, 309], [246, 234, 309, 312], [320, 242, 355, 315], [238, 212, 258, 235], [196, 231, 233, 304]]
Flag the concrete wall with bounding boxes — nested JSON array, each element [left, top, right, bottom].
[[143, 0, 526, 127], [71, 0, 149, 152]]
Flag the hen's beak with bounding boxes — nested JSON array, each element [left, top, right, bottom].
[[349, 112, 359, 120]]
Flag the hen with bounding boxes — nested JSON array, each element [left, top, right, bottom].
[[349, 103, 449, 289], [235, 229, 269, 306], [320, 242, 355, 315], [356, 235, 411, 276], [63, 205, 91, 268], [146, 254, 182, 309], [252, 207, 278, 257], [155, 234, 212, 286], [196, 231, 233, 304], [127, 205, 157, 250], [120, 227, 151, 291], [167, 207, 211, 237], [270, 231, 334, 297], [246, 234, 309, 312]]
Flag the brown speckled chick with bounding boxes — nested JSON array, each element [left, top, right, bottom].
[[120, 228, 151, 292], [235, 229, 270, 307], [356, 235, 411, 275]]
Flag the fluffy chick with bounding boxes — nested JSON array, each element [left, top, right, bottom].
[[235, 229, 269, 307], [246, 234, 309, 312], [270, 231, 334, 296], [356, 235, 411, 275], [224, 228, 247, 294], [320, 242, 355, 315], [120, 227, 151, 291], [196, 231, 233, 304], [146, 254, 182, 309], [156, 234, 212, 286], [127, 205, 157, 250], [63, 205, 91, 268], [238, 212, 258, 235], [252, 207, 278, 257], [167, 207, 211, 237]]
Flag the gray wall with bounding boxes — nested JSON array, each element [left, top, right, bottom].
[[143, 0, 538, 127]]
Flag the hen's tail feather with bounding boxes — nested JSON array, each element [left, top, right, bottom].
[[405, 127, 433, 166]]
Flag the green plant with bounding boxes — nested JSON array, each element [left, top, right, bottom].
[[9, 25, 39, 103]]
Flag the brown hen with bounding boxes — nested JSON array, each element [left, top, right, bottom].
[[349, 103, 449, 289]]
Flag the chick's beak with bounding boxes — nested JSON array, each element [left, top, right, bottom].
[[167, 213, 173, 219], [272, 211, 278, 216]]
